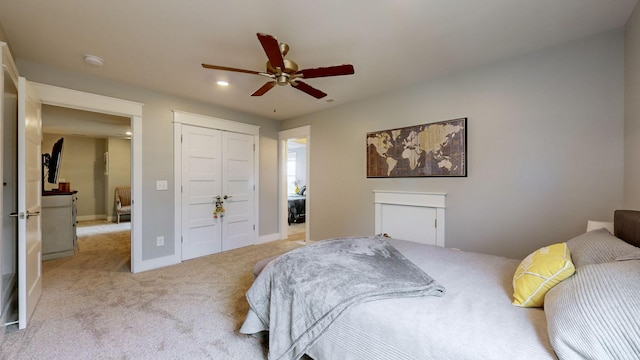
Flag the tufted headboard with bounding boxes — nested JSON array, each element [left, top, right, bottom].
[[614, 210, 640, 248]]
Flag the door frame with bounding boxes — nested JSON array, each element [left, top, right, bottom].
[[30, 82, 144, 273], [279, 126, 310, 242], [1, 42, 20, 335], [172, 110, 260, 261]]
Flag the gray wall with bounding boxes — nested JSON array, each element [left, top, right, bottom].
[[42, 104, 133, 220], [14, 25, 634, 261], [625, 3, 640, 209], [18, 60, 281, 261], [283, 30, 625, 259], [42, 133, 107, 218], [0, 22, 8, 45]]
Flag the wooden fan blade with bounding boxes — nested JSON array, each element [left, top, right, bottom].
[[291, 81, 327, 99], [251, 82, 276, 96], [296, 64, 355, 79], [257, 33, 285, 70], [202, 63, 262, 75]]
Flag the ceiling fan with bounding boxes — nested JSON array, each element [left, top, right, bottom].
[[202, 33, 355, 99]]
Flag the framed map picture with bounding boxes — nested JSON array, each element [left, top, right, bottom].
[[366, 118, 466, 178]]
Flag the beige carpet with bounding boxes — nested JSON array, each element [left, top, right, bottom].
[[0, 231, 302, 359], [287, 222, 306, 242]]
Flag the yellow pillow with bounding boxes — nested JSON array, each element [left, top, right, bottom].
[[512, 242, 575, 307]]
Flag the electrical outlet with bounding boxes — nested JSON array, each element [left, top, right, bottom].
[[156, 236, 164, 246]]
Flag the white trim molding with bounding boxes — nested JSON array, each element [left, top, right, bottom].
[[31, 82, 143, 117], [278, 126, 311, 242], [374, 191, 446, 208], [30, 82, 145, 273], [173, 110, 259, 135]]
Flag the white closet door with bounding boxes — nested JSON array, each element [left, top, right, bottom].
[[181, 125, 222, 260], [221, 131, 255, 251]]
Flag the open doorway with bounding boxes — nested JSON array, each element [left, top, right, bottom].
[[31, 82, 144, 273], [41, 105, 132, 261], [279, 126, 310, 243], [42, 105, 131, 221], [286, 138, 306, 241]]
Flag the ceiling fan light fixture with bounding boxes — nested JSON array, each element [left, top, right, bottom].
[[276, 74, 289, 86], [83, 54, 104, 66], [279, 43, 289, 57]]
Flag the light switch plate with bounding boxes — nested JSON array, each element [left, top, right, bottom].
[[156, 180, 168, 191]]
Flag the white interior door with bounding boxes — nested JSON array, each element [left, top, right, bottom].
[[221, 132, 255, 251], [17, 77, 42, 329], [181, 125, 222, 260]]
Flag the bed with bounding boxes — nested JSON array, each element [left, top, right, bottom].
[[240, 210, 640, 360]]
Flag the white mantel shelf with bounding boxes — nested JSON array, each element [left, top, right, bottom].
[[373, 190, 446, 208]]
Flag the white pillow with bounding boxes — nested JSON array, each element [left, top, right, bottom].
[[545, 261, 640, 359], [585, 220, 613, 233], [566, 228, 639, 268]]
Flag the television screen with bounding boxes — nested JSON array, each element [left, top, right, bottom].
[[46, 138, 64, 184]]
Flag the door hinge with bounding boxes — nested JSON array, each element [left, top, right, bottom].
[[253, 225, 255, 231], [181, 236, 183, 243], [181, 134, 183, 143], [253, 144, 255, 151], [434, 219, 437, 228]]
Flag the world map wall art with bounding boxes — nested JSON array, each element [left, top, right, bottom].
[[366, 118, 467, 178]]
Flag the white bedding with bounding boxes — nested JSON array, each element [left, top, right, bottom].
[[305, 239, 556, 360], [241, 237, 444, 360]]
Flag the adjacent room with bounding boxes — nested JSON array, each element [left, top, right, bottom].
[[42, 105, 132, 221], [0, 1, 638, 359]]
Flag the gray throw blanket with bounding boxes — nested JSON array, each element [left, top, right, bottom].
[[245, 236, 445, 360]]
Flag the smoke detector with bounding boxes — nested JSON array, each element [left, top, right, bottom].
[[83, 54, 104, 66]]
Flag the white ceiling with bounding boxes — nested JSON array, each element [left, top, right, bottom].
[[0, 0, 637, 122]]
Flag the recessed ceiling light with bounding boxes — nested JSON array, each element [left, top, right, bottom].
[[83, 54, 104, 66], [216, 81, 229, 87]]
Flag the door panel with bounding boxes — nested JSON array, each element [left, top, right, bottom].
[[380, 205, 437, 246], [181, 125, 222, 260], [221, 132, 254, 251], [17, 77, 42, 329]]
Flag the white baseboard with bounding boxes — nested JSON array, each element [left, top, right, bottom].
[[76, 214, 107, 222], [257, 233, 280, 244], [134, 234, 280, 273], [133, 254, 180, 273]]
